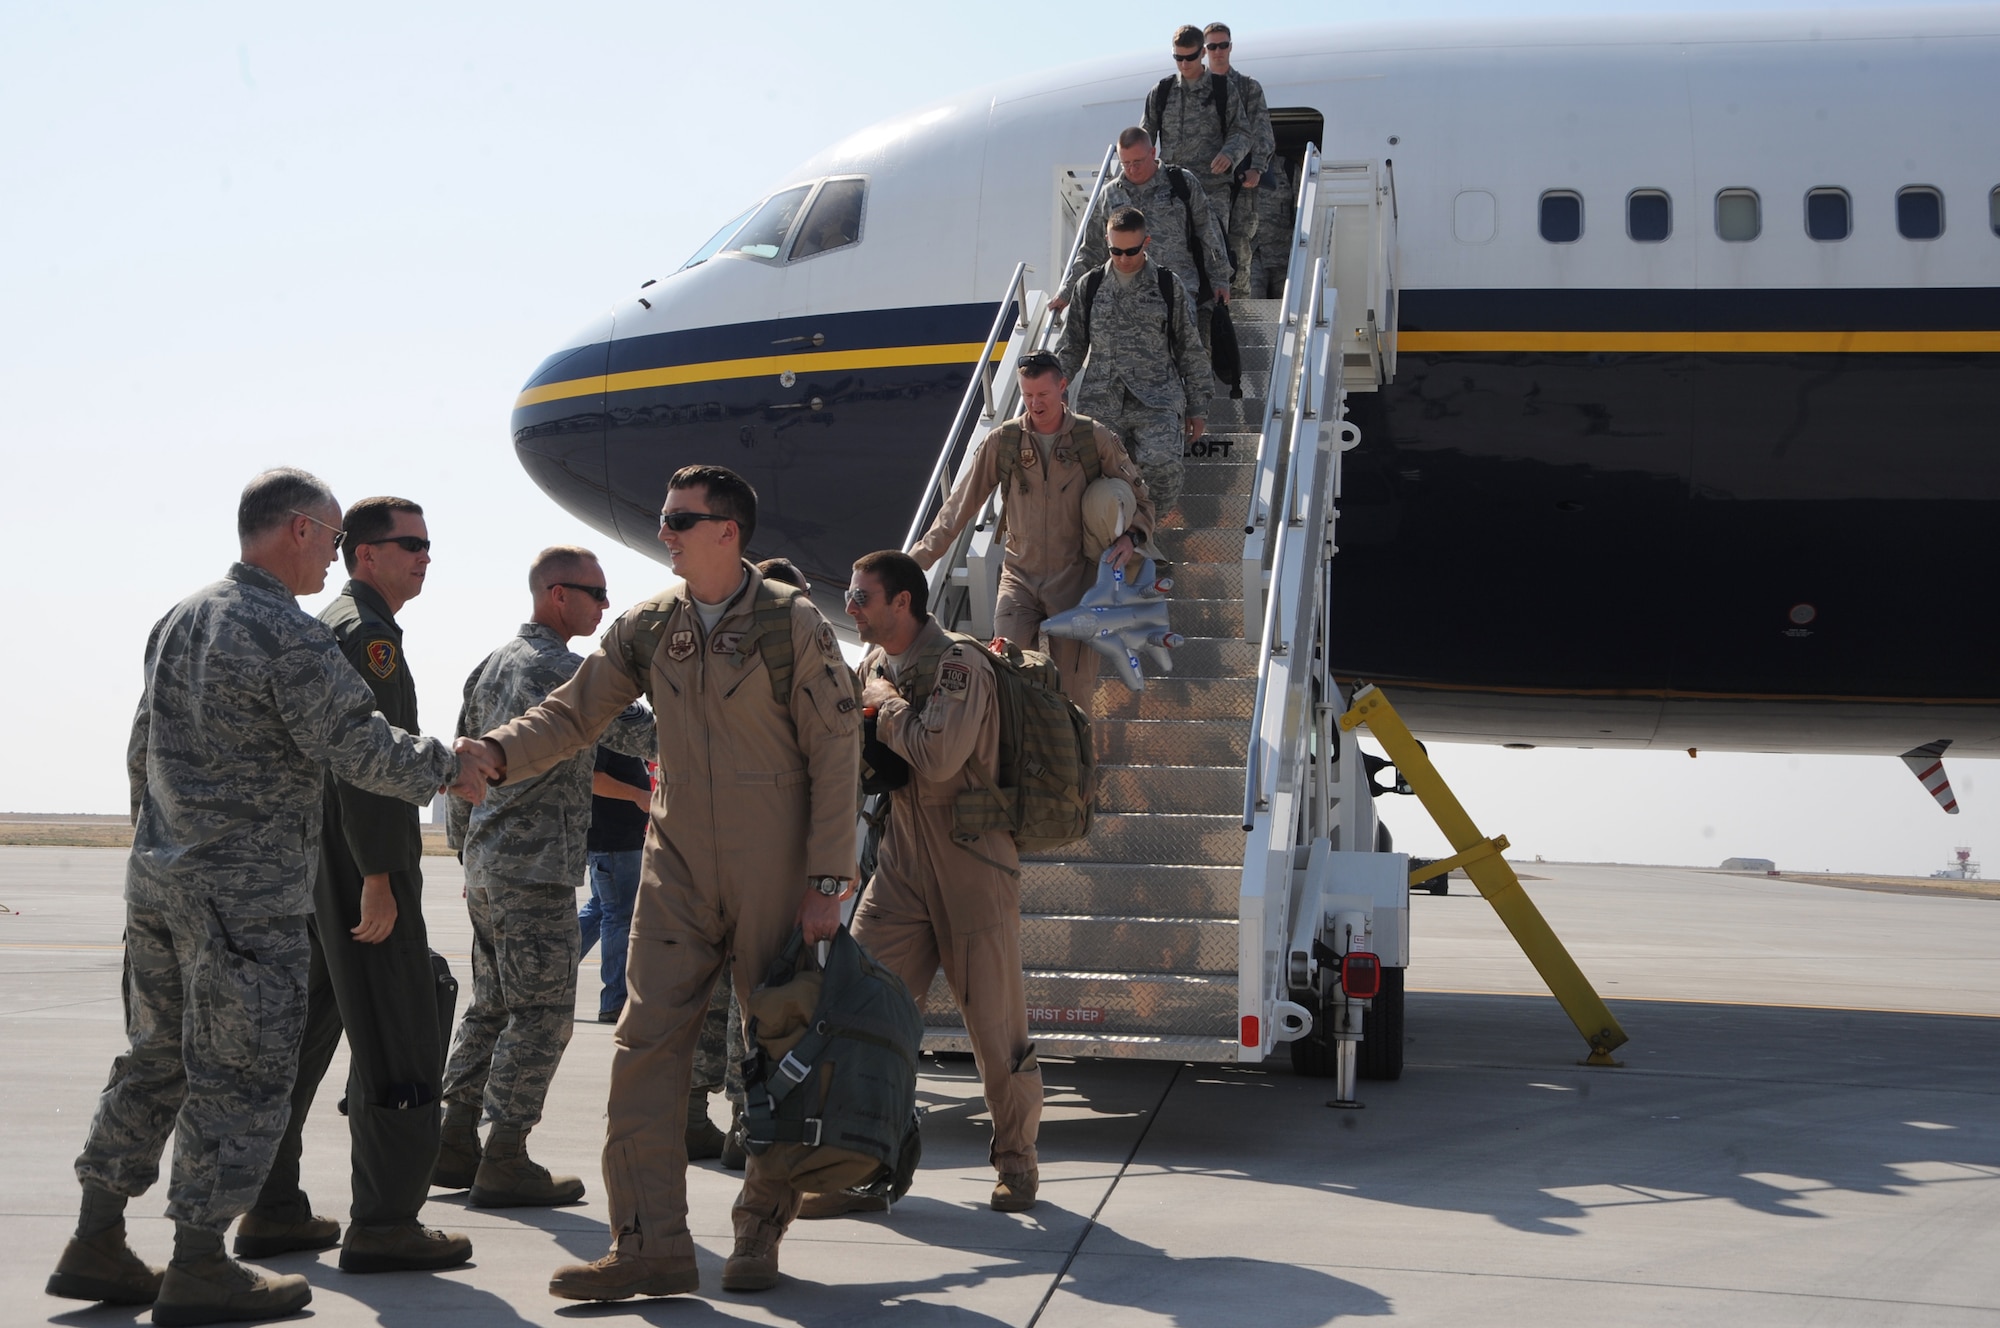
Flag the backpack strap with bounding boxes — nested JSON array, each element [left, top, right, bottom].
[[1158, 267, 1184, 368], [1164, 165, 1212, 300], [730, 578, 803, 705], [1145, 75, 1173, 136], [623, 589, 687, 704], [986, 418, 1030, 541], [1070, 416, 1103, 483], [1210, 68, 1230, 139]]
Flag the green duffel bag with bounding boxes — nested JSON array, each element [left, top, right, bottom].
[[740, 925, 924, 1201]]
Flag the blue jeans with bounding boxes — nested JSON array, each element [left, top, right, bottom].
[[579, 849, 641, 1016]]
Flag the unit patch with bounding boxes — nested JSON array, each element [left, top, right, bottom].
[[711, 631, 744, 655], [666, 629, 696, 662], [817, 623, 837, 655], [936, 663, 970, 698], [836, 696, 856, 713], [365, 639, 397, 679]]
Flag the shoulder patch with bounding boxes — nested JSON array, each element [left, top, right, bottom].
[[817, 622, 837, 655], [365, 639, 397, 679], [666, 629, 696, 662], [936, 662, 971, 698]]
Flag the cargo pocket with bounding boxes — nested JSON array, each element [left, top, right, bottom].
[[188, 913, 307, 1075]]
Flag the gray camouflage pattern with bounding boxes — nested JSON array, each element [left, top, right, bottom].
[[1223, 68, 1276, 176], [449, 623, 654, 890], [1252, 156, 1296, 297], [1222, 70, 1276, 299], [442, 881, 579, 1128], [127, 562, 458, 919], [691, 959, 745, 1103], [1142, 73, 1250, 181], [1092, 396, 1190, 518], [1058, 165, 1229, 309], [75, 898, 309, 1233]]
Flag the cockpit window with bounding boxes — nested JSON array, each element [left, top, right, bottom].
[[791, 178, 866, 260], [681, 206, 754, 270], [723, 186, 812, 261]]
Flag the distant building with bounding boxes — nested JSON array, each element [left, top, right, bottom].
[[1720, 857, 1776, 872]]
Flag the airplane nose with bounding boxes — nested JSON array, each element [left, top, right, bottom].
[[512, 312, 616, 547]]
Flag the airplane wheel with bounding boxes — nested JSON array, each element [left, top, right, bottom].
[[1357, 967, 1405, 1081]]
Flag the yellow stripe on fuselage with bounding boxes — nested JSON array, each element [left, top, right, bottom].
[[514, 340, 1008, 409], [1398, 330, 2000, 354]]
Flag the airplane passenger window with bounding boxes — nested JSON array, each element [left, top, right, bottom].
[[790, 178, 866, 261], [1805, 188, 1850, 242], [1539, 191, 1582, 243], [1715, 189, 1760, 242], [1627, 191, 1670, 242], [1897, 186, 1943, 240], [681, 206, 755, 270], [723, 185, 813, 261]]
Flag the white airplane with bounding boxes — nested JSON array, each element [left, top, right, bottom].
[[511, 6, 2000, 771]]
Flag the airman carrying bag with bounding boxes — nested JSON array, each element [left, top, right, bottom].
[[740, 926, 924, 1201]]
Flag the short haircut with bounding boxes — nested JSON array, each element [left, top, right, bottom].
[[340, 496, 423, 571], [853, 550, 928, 621], [756, 557, 810, 592], [238, 467, 335, 541], [1204, 21, 1231, 37], [1116, 125, 1152, 150], [667, 464, 757, 550], [1109, 205, 1148, 234], [529, 544, 597, 595], [1018, 350, 1065, 383], [1173, 23, 1203, 49]]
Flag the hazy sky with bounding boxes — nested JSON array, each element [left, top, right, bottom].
[[3, 0, 1991, 877]]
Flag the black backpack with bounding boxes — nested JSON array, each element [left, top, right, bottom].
[[740, 926, 925, 1202], [1146, 72, 1231, 154]]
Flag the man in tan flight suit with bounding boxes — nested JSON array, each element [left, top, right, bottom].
[[911, 350, 1157, 711], [804, 550, 1040, 1218], [471, 465, 861, 1302]]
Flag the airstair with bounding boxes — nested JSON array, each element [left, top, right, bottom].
[[904, 145, 1407, 1072]]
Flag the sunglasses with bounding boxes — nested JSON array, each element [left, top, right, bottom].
[[1108, 242, 1146, 256], [289, 509, 345, 550], [1018, 352, 1063, 372], [355, 535, 432, 554], [658, 511, 732, 533], [555, 582, 610, 603], [1172, 50, 1202, 62], [843, 587, 873, 608], [1205, 40, 1231, 50]]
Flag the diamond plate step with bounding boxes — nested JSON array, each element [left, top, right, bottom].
[[1024, 812, 1244, 866], [1159, 493, 1251, 531], [1151, 596, 1242, 638], [1154, 562, 1242, 599], [1152, 528, 1244, 565], [1124, 636, 1256, 679], [1096, 764, 1243, 816], [1019, 861, 1241, 917], [1095, 719, 1250, 766], [1021, 914, 1239, 975], [923, 969, 1238, 1034], [1093, 675, 1255, 721], [1177, 460, 1258, 495], [922, 1028, 1238, 1062]]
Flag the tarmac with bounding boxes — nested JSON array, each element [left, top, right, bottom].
[[7, 845, 2000, 1326]]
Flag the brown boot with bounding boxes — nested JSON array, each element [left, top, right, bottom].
[[469, 1124, 585, 1208], [45, 1224, 165, 1305], [338, 1223, 473, 1274], [432, 1102, 482, 1190], [549, 1249, 699, 1301], [233, 1209, 340, 1259], [686, 1092, 726, 1161], [796, 1191, 890, 1220], [719, 1106, 747, 1172], [720, 1238, 780, 1293], [991, 1169, 1039, 1212], [153, 1228, 311, 1328]]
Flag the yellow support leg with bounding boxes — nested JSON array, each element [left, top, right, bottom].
[[1342, 685, 1628, 1066]]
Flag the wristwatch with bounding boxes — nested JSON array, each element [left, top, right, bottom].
[[808, 876, 847, 898]]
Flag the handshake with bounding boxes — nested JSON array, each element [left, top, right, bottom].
[[443, 736, 506, 804]]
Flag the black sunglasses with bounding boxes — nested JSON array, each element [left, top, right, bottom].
[[1172, 50, 1202, 62], [1205, 40, 1231, 50], [1018, 351, 1063, 372], [659, 511, 732, 533], [1108, 242, 1146, 256], [355, 535, 431, 554], [555, 582, 610, 603]]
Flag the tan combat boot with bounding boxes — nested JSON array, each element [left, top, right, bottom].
[[338, 1222, 473, 1274], [431, 1101, 482, 1190], [720, 1237, 781, 1293], [469, 1124, 585, 1208], [549, 1249, 699, 1301], [719, 1105, 747, 1172], [152, 1229, 311, 1328], [796, 1191, 889, 1220], [991, 1168, 1039, 1212], [45, 1223, 166, 1306], [686, 1091, 726, 1161], [233, 1208, 340, 1259]]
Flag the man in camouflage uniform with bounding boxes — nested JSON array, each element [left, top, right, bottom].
[[1251, 153, 1296, 298], [1055, 127, 1230, 353], [239, 495, 473, 1276], [442, 546, 655, 1208], [912, 350, 1157, 710], [1143, 23, 1252, 289], [1056, 206, 1215, 519], [1204, 23, 1277, 301], [49, 468, 490, 1325], [481, 465, 859, 1301]]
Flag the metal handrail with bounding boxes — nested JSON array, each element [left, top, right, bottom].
[[1056, 142, 1119, 307], [1242, 260, 1329, 828]]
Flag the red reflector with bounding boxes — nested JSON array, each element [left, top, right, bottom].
[[1240, 1015, 1260, 1047], [1341, 952, 1382, 1000]]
